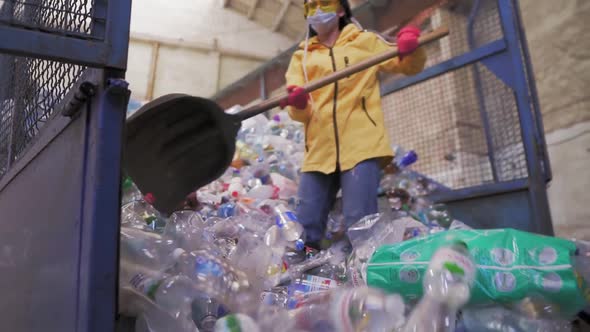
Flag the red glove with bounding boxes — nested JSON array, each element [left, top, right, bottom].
[[397, 26, 421, 56], [280, 85, 309, 110]]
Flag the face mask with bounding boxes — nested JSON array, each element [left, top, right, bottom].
[[306, 8, 339, 35]]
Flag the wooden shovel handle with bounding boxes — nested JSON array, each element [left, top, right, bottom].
[[236, 26, 449, 121]]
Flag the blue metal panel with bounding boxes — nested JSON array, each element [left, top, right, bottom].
[[446, 190, 533, 231], [0, 101, 87, 332], [0, 0, 131, 70], [480, 51, 516, 88], [0, 25, 110, 67], [497, 0, 553, 235], [104, 0, 132, 70], [430, 178, 528, 203], [380, 39, 507, 95], [0, 71, 129, 332], [77, 76, 129, 332], [511, 0, 552, 181]]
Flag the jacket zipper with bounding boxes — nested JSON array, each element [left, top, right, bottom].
[[304, 118, 310, 152], [361, 97, 377, 127], [329, 48, 340, 170]]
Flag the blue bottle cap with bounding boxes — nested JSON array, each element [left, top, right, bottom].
[[295, 239, 305, 251], [398, 150, 418, 168]]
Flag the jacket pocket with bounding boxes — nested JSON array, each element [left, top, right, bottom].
[[362, 97, 377, 127]]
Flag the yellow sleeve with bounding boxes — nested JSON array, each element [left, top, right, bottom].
[[284, 50, 313, 123], [370, 32, 427, 76]]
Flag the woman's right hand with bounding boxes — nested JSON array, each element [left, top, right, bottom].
[[280, 85, 309, 110]]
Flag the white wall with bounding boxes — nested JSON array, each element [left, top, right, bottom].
[[545, 122, 590, 240], [126, 0, 295, 101], [520, 0, 590, 239]]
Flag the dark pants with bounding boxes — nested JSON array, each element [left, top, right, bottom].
[[296, 159, 381, 243]]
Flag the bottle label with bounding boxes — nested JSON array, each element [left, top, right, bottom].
[[429, 247, 475, 284], [129, 273, 162, 300], [286, 274, 341, 309], [276, 211, 298, 227]]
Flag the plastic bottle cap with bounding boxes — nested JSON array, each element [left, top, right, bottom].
[[295, 239, 305, 251], [144, 193, 156, 204], [122, 177, 133, 190]]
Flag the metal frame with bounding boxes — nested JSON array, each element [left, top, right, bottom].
[[0, 1, 132, 331], [0, 0, 131, 69], [77, 74, 130, 332], [380, 0, 552, 234]]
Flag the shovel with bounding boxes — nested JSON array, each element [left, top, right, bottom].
[[124, 26, 449, 215]]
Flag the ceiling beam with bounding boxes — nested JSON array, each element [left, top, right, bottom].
[[247, 0, 260, 19], [272, 0, 291, 31]]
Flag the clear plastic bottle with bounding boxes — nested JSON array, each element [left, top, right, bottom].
[[230, 231, 283, 291], [214, 313, 261, 332], [122, 176, 144, 206], [119, 264, 198, 332], [121, 199, 165, 232], [191, 293, 227, 332], [163, 210, 207, 252], [402, 240, 476, 332], [120, 226, 177, 270], [272, 204, 306, 251], [459, 304, 573, 332], [260, 287, 288, 308], [418, 203, 453, 228], [169, 248, 252, 312], [282, 240, 349, 284], [290, 287, 406, 332]]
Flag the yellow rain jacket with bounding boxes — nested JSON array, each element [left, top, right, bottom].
[[285, 23, 426, 174]]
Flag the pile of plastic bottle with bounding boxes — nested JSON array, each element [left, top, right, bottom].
[[119, 111, 590, 332]]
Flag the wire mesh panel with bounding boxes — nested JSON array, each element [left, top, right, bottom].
[[0, 53, 85, 177], [382, 0, 503, 86], [0, 0, 103, 38], [426, 0, 502, 68], [379, 0, 527, 190], [381, 62, 527, 190]]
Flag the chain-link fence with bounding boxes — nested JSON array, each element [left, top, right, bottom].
[[0, 0, 102, 38], [0, 0, 94, 177], [381, 0, 527, 190]]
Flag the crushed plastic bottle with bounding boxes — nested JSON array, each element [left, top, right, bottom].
[[191, 293, 227, 332], [265, 204, 306, 252], [402, 240, 476, 332], [289, 287, 406, 332], [460, 304, 573, 332], [121, 199, 166, 232], [170, 248, 252, 312]]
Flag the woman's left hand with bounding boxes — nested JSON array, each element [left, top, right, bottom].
[[397, 26, 421, 56]]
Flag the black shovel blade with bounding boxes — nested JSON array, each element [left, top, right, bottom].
[[124, 94, 241, 215]]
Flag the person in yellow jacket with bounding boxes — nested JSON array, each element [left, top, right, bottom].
[[280, 0, 426, 249]]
